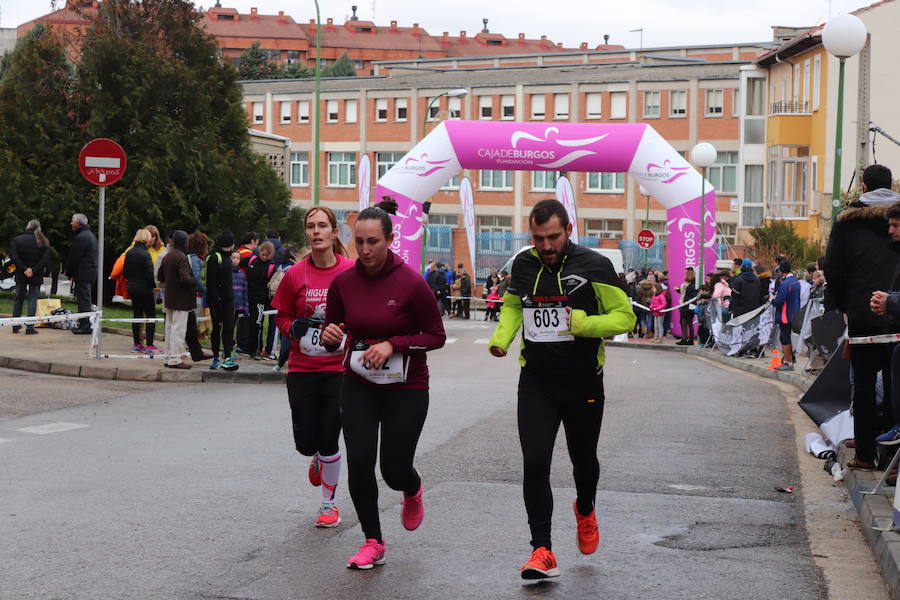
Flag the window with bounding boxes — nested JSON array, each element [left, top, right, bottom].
[[732, 88, 740, 116], [585, 93, 601, 119], [586, 172, 624, 192], [429, 213, 458, 227], [642, 91, 660, 118], [793, 64, 801, 100], [767, 145, 810, 218], [327, 152, 356, 187], [252, 102, 263, 123], [426, 98, 440, 121], [280, 101, 291, 123], [813, 55, 821, 110], [669, 90, 687, 117], [530, 94, 545, 119], [716, 223, 737, 245], [395, 98, 407, 121], [610, 92, 626, 119], [290, 152, 309, 187], [501, 95, 515, 119], [326, 100, 339, 123], [554, 94, 569, 119], [706, 151, 738, 194], [531, 171, 561, 191], [477, 215, 512, 233], [742, 164, 764, 227], [705, 89, 724, 116], [803, 60, 810, 109], [354, 60, 365, 70], [440, 174, 461, 190], [298, 100, 310, 123], [479, 170, 513, 190], [746, 78, 765, 116], [583, 219, 624, 240], [375, 98, 388, 121], [345, 99, 358, 123], [376, 152, 405, 179], [262, 49, 280, 61], [448, 96, 461, 119], [287, 50, 300, 64], [647, 220, 668, 243], [479, 96, 493, 119]]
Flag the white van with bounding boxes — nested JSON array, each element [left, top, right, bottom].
[[500, 246, 625, 276]]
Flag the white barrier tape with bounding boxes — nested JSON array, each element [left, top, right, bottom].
[[0, 311, 97, 326], [447, 295, 504, 303], [101, 316, 212, 324], [848, 333, 900, 345], [631, 296, 699, 314]]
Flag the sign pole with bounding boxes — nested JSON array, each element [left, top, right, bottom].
[[96, 185, 105, 359]]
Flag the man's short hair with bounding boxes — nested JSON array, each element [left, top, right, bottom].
[[733, 258, 742, 266], [863, 164, 893, 191], [529, 198, 569, 229], [266, 229, 279, 239], [242, 231, 259, 245], [887, 201, 900, 221], [72, 213, 88, 226]]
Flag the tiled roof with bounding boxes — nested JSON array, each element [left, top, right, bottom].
[[17, 4, 95, 30], [297, 21, 443, 52], [201, 11, 308, 41]]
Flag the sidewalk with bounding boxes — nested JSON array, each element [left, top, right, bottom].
[[0, 324, 284, 384], [613, 334, 900, 599]]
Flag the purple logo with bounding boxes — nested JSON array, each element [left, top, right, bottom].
[[398, 153, 452, 177], [645, 160, 690, 184]]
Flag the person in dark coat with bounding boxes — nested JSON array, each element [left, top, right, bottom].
[[264, 229, 284, 265], [157, 231, 196, 368], [206, 231, 238, 370], [456, 269, 472, 319], [823, 164, 900, 470], [65, 213, 98, 333], [729, 259, 762, 318], [676, 267, 697, 345], [123, 228, 158, 352], [9, 219, 51, 334]]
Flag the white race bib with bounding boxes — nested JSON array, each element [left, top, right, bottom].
[[349, 350, 407, 384], [299, 326, 345, 356], [523, 306, 573, 343]]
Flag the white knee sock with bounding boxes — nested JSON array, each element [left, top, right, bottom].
[[318, 452, 341, 505]]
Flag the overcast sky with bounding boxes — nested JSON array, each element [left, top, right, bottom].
[[3, 0, 875, 47]]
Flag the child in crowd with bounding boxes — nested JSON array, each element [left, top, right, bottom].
[[485, 285, 502, 321], [231, 251, 249, 354], [246, 241, 276, 360], [649, 288, 668, 343], [270, 246, 299, 373]]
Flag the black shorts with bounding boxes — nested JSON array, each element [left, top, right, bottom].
[[779, 322, 792, 346]]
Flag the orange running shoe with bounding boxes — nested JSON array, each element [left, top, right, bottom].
[[308, 455, 321, 487], [574, 501, 600, 554], [520, 546, 560, 579], [315, 504, 341, 528]]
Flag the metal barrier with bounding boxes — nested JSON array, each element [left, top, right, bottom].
[[474, 232, 530, 281], [425, 225, 454, 267]]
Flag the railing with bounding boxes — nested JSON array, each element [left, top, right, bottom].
[[770, 100, 809, 115], [424, 225, 454, 268]]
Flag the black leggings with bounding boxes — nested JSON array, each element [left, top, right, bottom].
[[851, 343, 894, 463], [679, 311, 694, 341], [130, 291, 156, 346], [209, 301, 234, 357], [518, 367, 605, 551], [287, 371, 342, 456], [340, 375, 428, 542]]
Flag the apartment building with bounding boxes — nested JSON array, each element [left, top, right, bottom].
[[242, 56, 760, 248]]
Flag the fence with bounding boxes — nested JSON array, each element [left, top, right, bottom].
[[424, 225, 454, 268], [620, 240, 728, 274], [474, 232, 531, 281]]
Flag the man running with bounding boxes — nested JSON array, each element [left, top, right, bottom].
[[488, 198, 636, 579]]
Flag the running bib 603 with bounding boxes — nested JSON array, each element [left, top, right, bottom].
[[299, 327, 345, 356], [523, 303, 573, 343], [348, 340, 407, 384]]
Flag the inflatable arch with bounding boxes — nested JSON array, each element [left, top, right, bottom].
[[374, 120, 717, 285]]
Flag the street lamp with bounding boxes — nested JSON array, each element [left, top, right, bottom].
[[420, 88, 468, 273], [312, 0, 322, 205], [691, 142, 717, 283], [822, 13, 867, 221], [639, 184, 650, 271]]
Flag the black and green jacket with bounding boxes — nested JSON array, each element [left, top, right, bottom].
[[488, 242, 636, 375]]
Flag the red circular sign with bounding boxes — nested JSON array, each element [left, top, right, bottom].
[[637, 229, 656, 249], [78, 138, 127, 186]]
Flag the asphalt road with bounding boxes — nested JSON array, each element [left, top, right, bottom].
[[0, 319, 839, 599]]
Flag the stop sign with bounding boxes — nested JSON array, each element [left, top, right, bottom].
[[78, 138, 127, 186], [637, 228, 656, 249]]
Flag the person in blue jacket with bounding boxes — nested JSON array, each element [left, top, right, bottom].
[[771, 260, 801, 371]]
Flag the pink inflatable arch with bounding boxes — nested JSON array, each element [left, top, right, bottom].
[[374, 120, 716, 290]]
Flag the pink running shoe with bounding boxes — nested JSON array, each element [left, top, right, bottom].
[[145, 344, 162, 354], [401, 482, 424, 531], [347, 539, 386, 570], [315, 504, 341, 528], [308, 455, 321, 487]]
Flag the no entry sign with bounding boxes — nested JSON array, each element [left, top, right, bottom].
[[637, 229, 656, 249], [78, 138, 127, 186]]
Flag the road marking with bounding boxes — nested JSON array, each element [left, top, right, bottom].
[[17, 422, 89, 435], [445, 338, 458, 344], [474, 338, 490, 344], [668, 484, 712, 492]]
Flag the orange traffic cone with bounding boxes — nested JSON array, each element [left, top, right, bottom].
[[768, 348, 783, 370]]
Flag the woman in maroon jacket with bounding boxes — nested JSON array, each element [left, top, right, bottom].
[[321, 200, 446, 570]]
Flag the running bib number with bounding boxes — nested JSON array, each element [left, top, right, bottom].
[[299, 327, 345, 356], [523, 307, 573, 343], [349, 350, 407, 384]]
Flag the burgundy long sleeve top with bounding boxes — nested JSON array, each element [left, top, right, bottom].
[[325, 250, 446, 389]]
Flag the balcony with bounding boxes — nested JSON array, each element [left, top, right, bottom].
[[770, 101, 810, 116]]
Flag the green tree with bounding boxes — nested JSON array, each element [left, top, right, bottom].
[[0, 25, 86, 254], [238, 41, 278, 80], [748, 221, 822, 270], [323, 52, 356, 77], [277, 60, 313, 79]]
